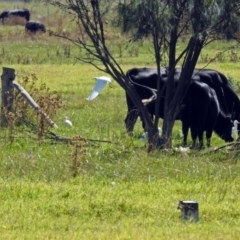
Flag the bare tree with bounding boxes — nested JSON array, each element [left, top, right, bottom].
[[116, 0, 240, 148], [46, 0, 163, 148], [47, 0, 240, 150]]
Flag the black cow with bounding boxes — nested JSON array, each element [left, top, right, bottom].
[[25, 20, 46, 33], [142, 79, 234, 147], [0, 8, 30, 24], [125, 67, 240, 134], [180, 81, 233, 148]]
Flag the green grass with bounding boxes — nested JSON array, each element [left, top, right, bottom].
[[0, 64, 239, 239], [1, 172, 240, 239], [0, 1, 240, 239]]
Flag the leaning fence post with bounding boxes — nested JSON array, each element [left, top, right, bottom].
[[1, 67, 15, 127]]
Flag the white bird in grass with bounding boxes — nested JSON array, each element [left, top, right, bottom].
[[139, 127, 162, 141], [64, 116, 73, 127], [86, 76, 111, 101], [232, 120, 239, 139], [174, 146, 190, 153]]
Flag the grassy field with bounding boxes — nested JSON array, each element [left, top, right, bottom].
[[0, 1, 240, 239]]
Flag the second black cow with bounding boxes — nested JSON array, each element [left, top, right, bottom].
[[180, 81, 233, 147]]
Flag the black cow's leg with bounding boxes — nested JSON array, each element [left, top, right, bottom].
[[182, 122, 189, 146], [139, 113, 145, 130], [198, 130, 204, 149], [206, 138, 211, 147], [140, 113, 154, 131], [190, 128, 197, 148], [237, 123, 240, 139], [124, 108, 139, 134], [206, 130, 213, 147]]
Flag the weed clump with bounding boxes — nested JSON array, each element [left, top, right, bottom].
[[2, 70, 63, 142]]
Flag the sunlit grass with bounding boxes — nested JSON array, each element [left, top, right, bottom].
[[0, 1, 240, 239], [0, 64, 239, 239], [1, 175, 240, 239]]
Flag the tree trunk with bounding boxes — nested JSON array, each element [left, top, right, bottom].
[[161, 113, 175, 148], [161, 36, 205, 149]]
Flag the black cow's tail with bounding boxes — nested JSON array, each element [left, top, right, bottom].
[[126, 69, 157, 101]]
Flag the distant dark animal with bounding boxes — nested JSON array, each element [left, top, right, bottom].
[[25, 20, 46, 33], [0, 8, 30, 24], [125, 67, 240, 135], [180, 81, 234, 148]]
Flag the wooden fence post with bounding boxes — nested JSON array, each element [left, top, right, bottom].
[[1, 67, 15, 127]]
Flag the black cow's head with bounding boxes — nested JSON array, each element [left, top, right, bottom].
[[216, 113, 234, 142]]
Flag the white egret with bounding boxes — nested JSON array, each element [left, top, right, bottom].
[[139, 127, 162, 141], [232, 120, 239, 139], [174, 146, 190, 153], [86, 76, 111, 101], [64, 116, 73, 127]]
